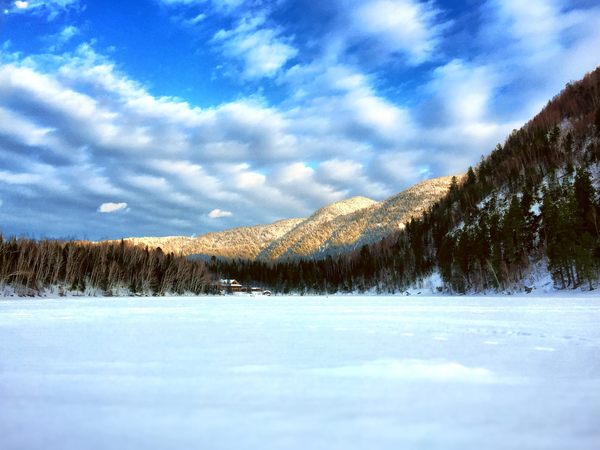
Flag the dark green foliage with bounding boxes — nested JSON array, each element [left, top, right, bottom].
[[541, 170, 599, 289], [466, 167, 477, 186], [574, 167, 598, 236]]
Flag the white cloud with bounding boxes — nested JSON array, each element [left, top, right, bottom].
[[233, 170, 265, 189], [369, 151, 432, 187], [6, 0, 80, 19], [211, 0, 246, 11], [159, 0, 248, 14], [159, 0, 204, 4], [0, 170, 43, 185], [427, 59, 498, 125], [317, 159, 389, 198], [317, 159, 362, 183], [208, 208, 233, 218], [98, 202, 128, 214], [58, 25, 79, 42], [269, 162, 347, 207], [282, 62, 415, 148], [213, 15, 297, 78], [0, 106, 57, 147], [184, 13, 206, 25], [315, 0, 447, 66], [488, 0, 563, 54], [348, 0, 444, 64], [45, 25, 80, 51]]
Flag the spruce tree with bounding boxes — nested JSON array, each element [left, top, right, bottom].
[[574, 167, 597, 236]]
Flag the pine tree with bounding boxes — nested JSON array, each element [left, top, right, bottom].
[[466, 167, 477, 186], [574, 167, 598, 236], [575, 233, 596, 290]]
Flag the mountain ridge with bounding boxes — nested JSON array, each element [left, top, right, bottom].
[[118, 176, 456, 261], [259, 176, 457, 260], [121, 218, 304, 260]]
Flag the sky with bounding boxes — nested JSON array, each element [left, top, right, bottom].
[[0, 0, 599, 240]]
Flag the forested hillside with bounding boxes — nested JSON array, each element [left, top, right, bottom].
[[121, 218, 305, 261], [116, 176, 453, 263], [259, 177, 455, 260], [0, 237, 212, 296], [211, 67, 600, 294]]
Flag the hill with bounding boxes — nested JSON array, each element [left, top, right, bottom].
[[260, 177, 455, 260], [123, 218, 304, 260], [120, 177, 454, 262], [212, 66, 600, 294]]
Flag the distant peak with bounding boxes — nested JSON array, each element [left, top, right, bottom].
[[313, 196, 378, 217]]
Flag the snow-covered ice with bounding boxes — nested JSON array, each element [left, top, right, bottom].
[[1, 296, 599, 450]]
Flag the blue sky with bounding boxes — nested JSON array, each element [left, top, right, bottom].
[[0, 0, 599, 240]]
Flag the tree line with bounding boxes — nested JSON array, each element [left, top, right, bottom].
[[0, 237, 213, 296]]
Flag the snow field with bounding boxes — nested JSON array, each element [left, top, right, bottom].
[[0, 296, 599, 450]]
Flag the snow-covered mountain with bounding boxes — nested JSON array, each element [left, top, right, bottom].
[[259, 176, 456, 260], [257, 196, 379, 260], [120, 176, 455, 261], [122, 218, 304, 260]]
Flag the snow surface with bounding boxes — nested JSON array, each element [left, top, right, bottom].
[[1, 296, 599, 450]]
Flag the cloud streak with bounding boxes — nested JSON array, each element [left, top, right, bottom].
[[212, 14, 297, 79], [98, 202, 128, 214], [208, 208, 233, 218], [4, 0, 80, 20], [345, 0, 447, 65]]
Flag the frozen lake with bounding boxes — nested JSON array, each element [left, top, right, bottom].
[[1, 296, 599, 450]]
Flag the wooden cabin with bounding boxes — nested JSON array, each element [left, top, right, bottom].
[[218, 279, 243, 293]]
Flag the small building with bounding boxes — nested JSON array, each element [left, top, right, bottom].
[[218, 279, 243, 293]]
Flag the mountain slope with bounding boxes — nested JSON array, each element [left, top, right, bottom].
[[260, 177, 455, 260], [120, 177, 456, 261], [123, 218, 304, 260], [257, 196, 378, 260], [318, 176, 456, 256]]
